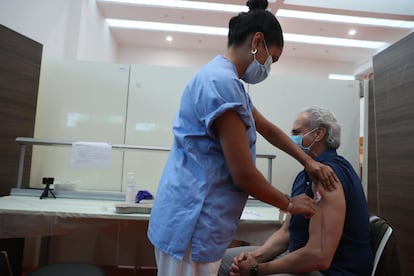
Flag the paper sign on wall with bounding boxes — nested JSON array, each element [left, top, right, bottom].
[[71, 141, 112, 168]]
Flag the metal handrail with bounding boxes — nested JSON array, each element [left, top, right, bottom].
[[15, 137, 276, 188]]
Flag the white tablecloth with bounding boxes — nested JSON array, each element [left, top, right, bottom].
[[0, 195, 280, 239]]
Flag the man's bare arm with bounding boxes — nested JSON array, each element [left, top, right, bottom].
[[257, 179, 346, 274], [250, 215, 291, 263]]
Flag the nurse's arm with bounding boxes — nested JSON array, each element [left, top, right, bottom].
[[214, 109, 292, 211]]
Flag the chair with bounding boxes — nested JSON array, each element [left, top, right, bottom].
[[26, 263, 106, 276], [369, 215, 402, 276], [0, 251, 13, 276]]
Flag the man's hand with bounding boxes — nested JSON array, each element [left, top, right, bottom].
[[304, 159, 338, 191], [230, 252, 257, 276]]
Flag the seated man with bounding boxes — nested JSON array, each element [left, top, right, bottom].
[[219, 106, 373, 276]]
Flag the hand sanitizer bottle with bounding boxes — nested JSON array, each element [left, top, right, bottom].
[[125, 172, 136, 204]]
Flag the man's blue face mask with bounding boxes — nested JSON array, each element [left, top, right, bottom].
[[289, 128, 318, 154]]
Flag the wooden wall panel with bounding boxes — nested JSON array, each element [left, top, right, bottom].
[[369, 32, 414, 276], [367, 79, 379, 214], [0, 24, 42, 196]]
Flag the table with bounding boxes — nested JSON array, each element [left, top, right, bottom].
[[0, 194, 281, 267], [0, 195, 150, 238], [0, 194, 281, 238]]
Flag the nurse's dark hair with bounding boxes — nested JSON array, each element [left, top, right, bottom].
[[227, 0, 284, 48]]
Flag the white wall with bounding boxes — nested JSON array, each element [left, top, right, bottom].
[[118, 44, 356, 79], [77, 0, 118, 62], [1, 0, 355, 77], [31, 59, 360, 195], [249, 76, 360, 193], [0, 0, 117, 62], [1, 0, 361, 193], [31, 59, 130, 191]]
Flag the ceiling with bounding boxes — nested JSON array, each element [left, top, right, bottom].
[[96, 0, 414, 76]]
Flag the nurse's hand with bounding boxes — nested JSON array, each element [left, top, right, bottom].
[[289, 193, 317, 217], [304, 159, 338, 191]]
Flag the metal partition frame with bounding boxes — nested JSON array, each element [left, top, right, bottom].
[[15, 137, 276, 190]]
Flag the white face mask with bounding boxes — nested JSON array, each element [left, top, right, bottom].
[[241, 41, 272, 84]]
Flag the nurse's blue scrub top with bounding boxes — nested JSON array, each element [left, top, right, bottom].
[[148, 55, 257, 263]]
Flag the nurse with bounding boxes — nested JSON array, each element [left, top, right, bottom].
[[147, 0, 338, 275]]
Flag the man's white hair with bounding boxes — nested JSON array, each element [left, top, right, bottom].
[[299, 106, 341, 149]]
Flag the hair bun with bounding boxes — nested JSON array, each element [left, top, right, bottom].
[[246, 0, 268, 11]]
